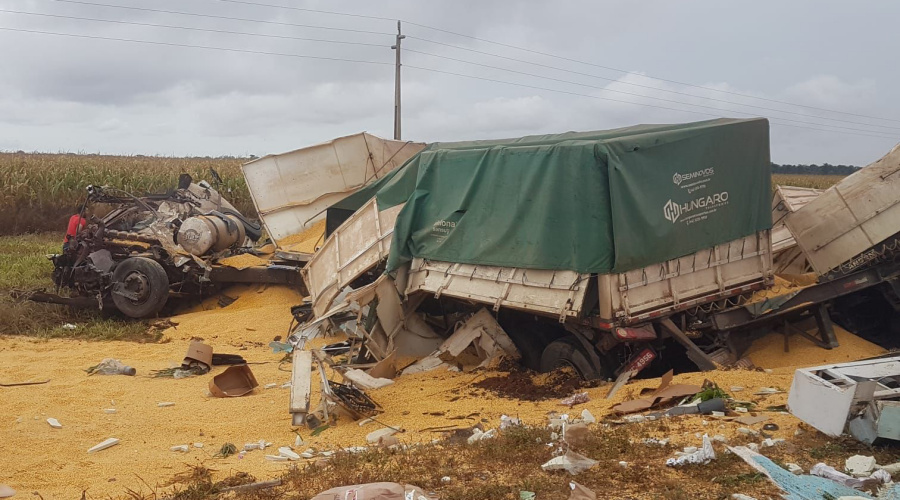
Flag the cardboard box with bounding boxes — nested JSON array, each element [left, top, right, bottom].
[[209, 365, 259, 397], [183, 341, 213, 371]]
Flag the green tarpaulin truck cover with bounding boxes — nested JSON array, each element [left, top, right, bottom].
[[333, 118, 771, 274]]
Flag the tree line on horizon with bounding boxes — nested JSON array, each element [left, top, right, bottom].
[[771, 163, 860, 175]]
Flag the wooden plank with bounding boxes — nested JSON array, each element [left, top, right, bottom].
[[658, 318, 717, 372], [289, 350, 313, 425]]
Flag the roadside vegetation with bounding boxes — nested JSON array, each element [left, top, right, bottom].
[[772, 173, 843, 190], [125, 421, 900, 500], [0, 152, 252, 235]]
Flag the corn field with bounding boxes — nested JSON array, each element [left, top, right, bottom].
[[0, 152, 253, 235], [772, 174, 843, 190], [1, 152, 847, 235]]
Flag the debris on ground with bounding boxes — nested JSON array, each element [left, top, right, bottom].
[[541, 450, 599, 475], [86, 359, 136, 376], [612, 370, 702, 414], [87, 437, 120, 453], [209, 365, 259, 397], [810, 463, 891, 489], [568, 481, 597, 500], [731, 446, 900, 499], [310, 482, 432, 500], [561, 392, 590, 407], [666, 434, 716, 466], [788, 355, 900, 443], [0, 485, 15, 499], [46, 417, 62, 429]]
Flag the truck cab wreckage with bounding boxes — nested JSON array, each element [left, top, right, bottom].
[[23, 176, 297, 318]]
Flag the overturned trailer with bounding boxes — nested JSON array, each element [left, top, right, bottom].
[[302, 119, 778, 379]]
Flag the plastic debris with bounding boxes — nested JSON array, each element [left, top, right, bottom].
[[666, 435, 716, 466], [87, 359, 136, 376], [561, 392, 590, 407], [441, 477, 451, 484], [618, 461, 628, 468], [103, 408, 117, 414], [0, 484, 16, 499], [157, 402, 175, 407], [642, 438, 669, 447], [264, 383, 278, 389], [88, 437, 120, 453], [519, 492, 536, 500], [62, 323, 77, 330], [786, 463, 803, 475], [265, 455, 289, 461], [568, 482, 597, 500], [846, 455, 877, 477], [193, 443, 204, 448], [342, 369, 394, 390], [541, 450, 598, 475], [278, 446, 300, 460], [170, 445, 189, 452], [731, 495, 756, 500], [500, 415, 522, 429], [810, 462, 891, 489], [467, 428, 497, 444], [580, 409, 596, 424], [294, 435, 303, 447], [367, 427, 398, 445], [47, 418, 62, 429], [761, 438, 785, 448]]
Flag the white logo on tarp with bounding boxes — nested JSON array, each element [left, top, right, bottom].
[[663, 191, 729, 224], [673, 167, 715, 186], [663, 199, 681, 222]]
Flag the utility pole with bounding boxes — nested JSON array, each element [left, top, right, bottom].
[[391, 20, 404, 140]]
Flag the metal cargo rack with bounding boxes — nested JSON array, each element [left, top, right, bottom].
[[708, 258, 900, 349]]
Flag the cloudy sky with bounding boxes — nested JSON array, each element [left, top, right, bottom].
[[0, 0, 897, 164]]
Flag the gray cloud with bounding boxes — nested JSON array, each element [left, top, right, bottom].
[[0, 0, 896, 164]]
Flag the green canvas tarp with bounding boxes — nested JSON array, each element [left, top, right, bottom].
[[332, 118, 772, 274]]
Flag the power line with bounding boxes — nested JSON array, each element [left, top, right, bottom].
[[0, 9, 390, 47], [45, 0, 392, 36], [0, 22, 893, 140], [403, 65, 897, 140], [406, 36, 900, 132], [213, 0, 395, 22], [403, 48, 900, 136], [13, 6, 891, 134], [402, 22, 900, 125], [0, 26, 393, 65], [195, 0, 899, 124]]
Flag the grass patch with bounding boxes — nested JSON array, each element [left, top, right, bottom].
[[0, 232, 161, 342], [133, 424, 785, 500]]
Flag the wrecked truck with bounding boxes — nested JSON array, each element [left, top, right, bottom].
[[24, 133, 423, 319], [301, 118, 778, 379], [24, 175, 291, 318]]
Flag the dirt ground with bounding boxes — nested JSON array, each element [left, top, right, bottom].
[[0, 285, 892, 499]]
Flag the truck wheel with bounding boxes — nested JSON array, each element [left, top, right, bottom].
[[111, 257, 170, 318], [540, 337, 602, 381]]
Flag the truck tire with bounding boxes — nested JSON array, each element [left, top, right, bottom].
[[540, 337, 602, 381], [111, 257, 170, 318]]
